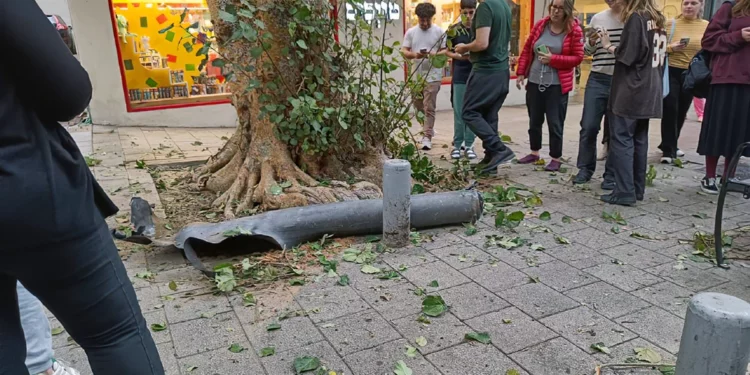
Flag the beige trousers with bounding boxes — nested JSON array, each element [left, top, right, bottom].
[[414, 81, 441, 138]]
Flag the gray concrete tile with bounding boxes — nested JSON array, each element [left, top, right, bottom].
[[546, 242, 605, 263], [524, 261, 600, 292], [705, 279, 750, 302], [632, 281, 694, 319], [53, 345, 92, 375], [260, 340, 350, 375], [245, 315, 324, 355], [523, 214, 591, 234], [295, 284, 370, 323], [176, 345, 265, 375], [157, 342, 181, 375], [229, 287, 299, 324], [483, 245, 558, 269], [319, 309, 402, 356], [567, 227, 628, 250], [143, 310, 171, 344], [336, 261, 404, 293], [617, 306, 684, 354], [343, 338, 441, 375], [49, 318, 74, 350], [461, 261, 529, 293], [583, 264, 663, 292], [163, 288, 232, 324], [600, 244, 675, 269], [401, 260, 471, 291], [356, 281, 423, 321], [498, 282, 580, 319], [465, 307, 558, 354], [416, 231, 466, 251], [628, 214, 692, 234], [430, 245, 497, 269], [542, 200, 604, 220], [391, 312, 469, 355], [592, 337, 677, 368], [565, 254, 615, 269], [541, 306, 637, 354], [565, 282, 652, 319], [135, 285, 168, 314], [154, 267, 211, 296], [617, 228, 680, 252], [426, 343, 529, 375], [510, 337, 598, 375], [381, 246, 439, 269], [646, 263, 730, 292], [438, 282, 510, 320], [145, 246, 189, 272], [170, 311, 247, 357]]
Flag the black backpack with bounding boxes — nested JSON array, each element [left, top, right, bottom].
[[682, 0, 735, 98]]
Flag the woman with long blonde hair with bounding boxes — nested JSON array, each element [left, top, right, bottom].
[[598, 0, 666, 206], [697, 0, 750, 193]]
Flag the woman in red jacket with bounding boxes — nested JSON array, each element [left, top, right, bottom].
[[515, 0, 584, 171]]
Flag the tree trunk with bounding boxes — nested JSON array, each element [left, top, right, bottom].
[[198, 0, 384, 218]]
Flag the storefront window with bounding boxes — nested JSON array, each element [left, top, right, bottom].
[[404, 0, 532, 83], [110, 0, 231, 111]]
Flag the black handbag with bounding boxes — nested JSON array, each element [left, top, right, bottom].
[[682, 0, 735, 99]]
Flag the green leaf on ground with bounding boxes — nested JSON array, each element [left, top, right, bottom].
[[338, 274, 350, 286], [135, 160, 147, 169], [135, 271, 154, 280], [415, 336, 428, 347], [422, 295, 448, 317], [342, 248, 377, 264], [674, 158, 684, 168], [377, 271, 401, 280], [215, 267, 236, 293], [260, 347, 276, 357], [501, 134, 513, 143], [530, 243, 545, 251], [289, 279, 305, 286], [413, 287, 425, 296], [150, 323, 167, 332], [659, 197, 670, 202], [199, 312, 216, 319], [506, 370, 521, 375], [465, 332, 491, 344], [186, 366, 198, 372], [404, 345, 418, 357], [51, 327, 65, 336], [529, 276, 541, 283], [222, 227, 253, 237], [411, 183, 425, 194], [416, 315, 432, 324], [590, 342, 611, 354], [168, 281, 178, 291], [243, 292, 256, 306], [555, 236, 571, 244], [360, 264, 381, 274], [293, 356, 321, 374], [507, 211, 525, 226], [634, 347, 662, 363], [463, 223, 478, 236], [502, 319, 512, 324], [611, 225, 621, 234], [630, 232, 658, 241], [84, 156, 102, 167], [394, 360, 413, 375], [602, 210, 627, 225], [428, 280, 439, 288], [646, 165, 657, 186], [266, 323, 281, 331], [539, 211, 551, 221], [659, 366, 676, 375], [692, 212, 709, 219], [562, 216, 572, 224], [270, 185, 283, 196]]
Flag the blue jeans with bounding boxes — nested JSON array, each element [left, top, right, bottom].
[[0, 222, 164, 375], [18, 282, 53, 374], [576, 72, 613, 178], [452, 83, 475, 149]]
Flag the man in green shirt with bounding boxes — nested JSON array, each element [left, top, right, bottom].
[[454, 0, 515, 174]]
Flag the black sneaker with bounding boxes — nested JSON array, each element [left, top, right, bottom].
[[481, 149, 516, 174], [601, 180, 615, 190], [637, 194, 644, 201], [701, 177, 719, 195], [600, 194, 636, 207], [573, 171, 591, 185], [477, 153, 492, 166]]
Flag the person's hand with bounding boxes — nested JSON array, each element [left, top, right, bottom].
[[454, 43, 469, 54], [538, 51, 552, 65], [669, 41, 687, 51], [416, 51, 428, 59], [509, 55, 519, 66], [516, 75, 526, 90], [599, 29, 611, 48], [742, 27, 750, 42]]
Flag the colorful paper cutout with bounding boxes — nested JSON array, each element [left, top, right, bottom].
[[167, 54, 177, 63], [145, 78, 158, 88], [140, 17, 148, 28], [183, 42, 193, 53], [156, 14, 168, 24], [123, 59, 134, 70], [165, 30, 175, 42], [185, 64, 196, 71]]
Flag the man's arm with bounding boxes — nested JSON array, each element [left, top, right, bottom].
[[0, 0, 92, 122], [401, 29, 419, 59], [584, 16, 600, 55]]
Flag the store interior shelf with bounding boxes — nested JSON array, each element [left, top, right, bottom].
[[130, 92, 231, 109]]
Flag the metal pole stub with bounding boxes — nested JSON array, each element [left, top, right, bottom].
[[675, 292, 750, 375], [382, 159, 411, 248]]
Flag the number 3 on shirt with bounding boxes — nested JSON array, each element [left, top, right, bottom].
[[652, 33, 668, 68]]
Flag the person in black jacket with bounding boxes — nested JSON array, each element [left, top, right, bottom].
[[0, 2, 164, 374]]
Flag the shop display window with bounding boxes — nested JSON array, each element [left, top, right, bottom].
[[404, 0, 532, 83], [109, 0, 231, 111]]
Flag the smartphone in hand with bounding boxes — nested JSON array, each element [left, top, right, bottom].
[[680, 37, 690, 46], [535, 44, 550, 55]]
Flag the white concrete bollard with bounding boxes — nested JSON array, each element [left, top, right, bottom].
[[382, 159, 411, 247], [675, 292, 750, 375]]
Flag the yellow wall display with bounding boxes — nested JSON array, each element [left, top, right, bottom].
[[112, 0, 229, 109]]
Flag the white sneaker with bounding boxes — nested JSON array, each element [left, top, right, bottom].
[[660, 156, 673, 164], [597, 143, 608, 161], [421, 137, 432, 151], [49, 361, 80, 375], [676, 149, 685, 157]]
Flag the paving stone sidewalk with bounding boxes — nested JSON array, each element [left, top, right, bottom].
[[52, 107, 750, 375]]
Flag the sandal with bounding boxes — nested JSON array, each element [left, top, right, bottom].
[[450, 149, 461, 160], [465, 148, 477, 160]]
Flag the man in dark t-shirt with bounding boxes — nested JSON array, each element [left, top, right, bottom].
[[599, 11, 666, 206], [447, 0, 477, 160]]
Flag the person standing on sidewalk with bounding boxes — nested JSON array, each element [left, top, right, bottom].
[[454, 0, 516, 174], [515, 0, 584, 172], [697, 0, 750, 193], [598, 0, 666, 206], [573, 0, 624, 185], [447, 0, 478, 160], [402, 2, 447, 151], [0, 1, 165, 374], [658, 0, 708, 164]]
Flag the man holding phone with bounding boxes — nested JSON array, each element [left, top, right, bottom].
[[454, 0, 516, 174], [447, 0, 478, 160], [401, 2, 447, 151]]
